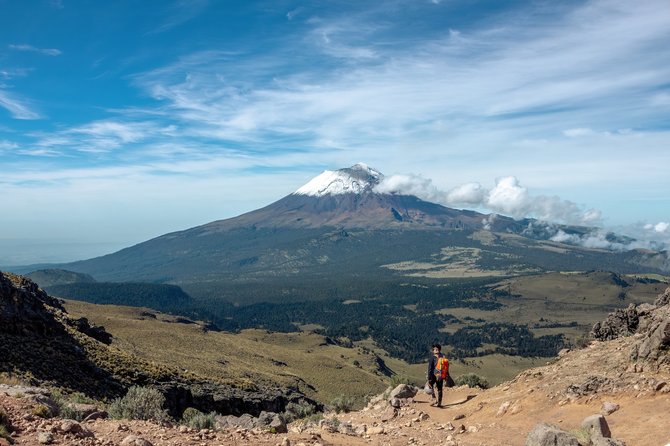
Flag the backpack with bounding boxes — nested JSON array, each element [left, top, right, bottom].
[[434, 354, 449, 380]]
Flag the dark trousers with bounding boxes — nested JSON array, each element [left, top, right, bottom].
[[428, 376, 443, 405]]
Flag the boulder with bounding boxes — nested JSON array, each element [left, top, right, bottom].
[[601, 402, 620, 415], [270, 414, 287, 433], [380, 407, 396, 422], [368, 426, 384, 435], [582, 414, 612, 439], [525, 423, 580, 446], [635, 319, 670, 361], [59, 419, 93, 438], [120, 435, 153, 446], [37, 431, 54, 445], [389, 384, 417, 400], [566, 376, 612, 396]]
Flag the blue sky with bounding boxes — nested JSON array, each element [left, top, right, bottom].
[[1, 0, 669, 265]]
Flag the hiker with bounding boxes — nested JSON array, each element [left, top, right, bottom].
[[427, 343, 449, 407]]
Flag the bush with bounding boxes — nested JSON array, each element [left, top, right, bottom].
[[0, 372, 24, 386], [50, 390, 96, 421], [284, 400, 319, 423], [389, 375, 412, 388], [108, 386, 170, 422], [181, 407, 216, 430], [0, 425, 10, 442], [0, 408, 11, 440], [454, 373, 489, 389], [329, 395, 355, 414], [31, 404, 52, 419]]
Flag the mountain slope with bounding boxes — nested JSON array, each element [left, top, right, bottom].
[[0, 271, 315, 417], [47, 164, 666, 302]]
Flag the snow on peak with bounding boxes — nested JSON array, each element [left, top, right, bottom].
[[294, 163, 384, 197]]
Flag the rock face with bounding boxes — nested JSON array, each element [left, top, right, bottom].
[[0, 272, 65, 335], [592, 304, 639, 341], [592, 286, 670, 370]]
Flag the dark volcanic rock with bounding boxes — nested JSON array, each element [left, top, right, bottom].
[[593, 286, 670, 370], [0, 271, 65, 335], [157, 382, 320, 419], [592, 304, 639, 341]]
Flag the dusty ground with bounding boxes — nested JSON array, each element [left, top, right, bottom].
[[2, 334, 669, 446]]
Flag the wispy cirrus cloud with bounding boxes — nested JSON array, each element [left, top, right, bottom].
[[147, 0, 209, 34], [0, 68, 32, 80], [31, 120, 160, 153], [0, 140, 19, 151], [0, 90, 41, 119], [8, 44, 62, 56], [130, 0, 670, 160]]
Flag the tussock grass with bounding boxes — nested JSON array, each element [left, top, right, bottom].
[[0, 408, 12, 440], [182, 407, 217, 430], [0, 372, 25, 386]]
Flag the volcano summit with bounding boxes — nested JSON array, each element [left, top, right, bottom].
[[51, 164, 666, 302]]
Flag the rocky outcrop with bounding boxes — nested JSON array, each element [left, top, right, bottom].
[[0, 271, 65, 335], [156, 382, 319, 419], [592, 303, 639, 341], [592, 286, 670, 370]]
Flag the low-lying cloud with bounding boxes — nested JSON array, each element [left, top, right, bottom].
[[376, 174, 601, 226], [375, 173, 668, 256]]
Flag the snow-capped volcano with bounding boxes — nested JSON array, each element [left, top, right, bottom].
[[294, 163, 383, 196]]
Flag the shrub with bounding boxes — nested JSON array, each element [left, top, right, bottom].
[[571, 427, 592, 445], [108, 386, 170, 422], [0, 425, 10, 442], [454, 373, 489, 389], [389, 375, 412, 388], [284, 400, 319, 423], [0, 408, 12, 440], [181, 407, 216, 430], [329, 395, 355, 414], [0, 372, 24, 386], [50, 390, 96, 421], [31, 404, 52, 419]]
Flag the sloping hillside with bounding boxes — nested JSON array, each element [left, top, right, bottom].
[[0, 271, 314, 417], [1, 288, 668, 445]]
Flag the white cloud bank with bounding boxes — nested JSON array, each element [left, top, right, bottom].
[[375, 172, 668, 255], [376, 174, 601, 226]]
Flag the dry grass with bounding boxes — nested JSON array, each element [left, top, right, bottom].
[[0, 372, 26, 386], [64, 300, 392, 405]]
